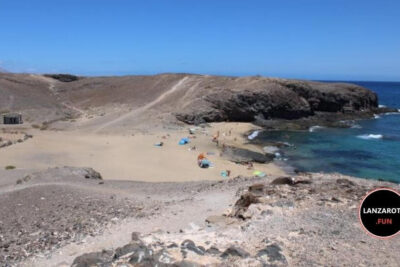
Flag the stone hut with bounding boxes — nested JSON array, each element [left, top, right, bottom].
[[3, 113, 23, 124]]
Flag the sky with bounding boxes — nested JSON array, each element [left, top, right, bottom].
[[0, 0, 399, 81]]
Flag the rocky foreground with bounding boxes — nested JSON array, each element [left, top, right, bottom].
[[1, 167, 398, 266], [70, 174, 400, 267]]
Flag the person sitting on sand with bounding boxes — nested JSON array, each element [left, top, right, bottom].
[[198, 153, 206, 161], [197, 153, 210, 168]]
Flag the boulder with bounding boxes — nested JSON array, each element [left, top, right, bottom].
[[221, 146, 274, 164], [114, 242, 146, 259], [181, 239, 205, 256], [128, 245, 154, 265], [220, 246, 250, 258], [271, 177, 295, 185], [206, 246, 221, 255], [256, 244, 287, 264], [83, 168, 102, 180], [231, 192, 260, 219], [71, 249, 114, 267]]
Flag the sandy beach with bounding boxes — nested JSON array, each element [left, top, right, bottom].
[[0, 122, 286, 182]]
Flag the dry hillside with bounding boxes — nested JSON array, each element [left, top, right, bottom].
[[0, 72, 383, 132]]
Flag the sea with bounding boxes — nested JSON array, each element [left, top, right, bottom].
[[256, 81, 400, 183]]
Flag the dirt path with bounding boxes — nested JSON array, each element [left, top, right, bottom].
[[93, 76, 190, 133], [31, 74, 86, 117], [12, 168, 246, 267]]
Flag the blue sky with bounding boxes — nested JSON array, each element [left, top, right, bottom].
[[0, 0, 399, 81]]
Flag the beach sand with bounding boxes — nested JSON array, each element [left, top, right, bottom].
[[0, 122, 286, 182]]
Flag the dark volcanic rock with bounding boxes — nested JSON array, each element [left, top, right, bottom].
[[257, 244, 287, 264], [114, 241, 146, 259], [282, 80, 377, 112], [206, 246, 221, 255], [44, 73, 80, 82], [231, 192, 260, 219], [176, 78, 379, 126], [206, 88, 312, 121], [128, 245, 154, 265], [181, 239, 205, 256], [83, 168, 102, 179], [271, 177, 295, 185], [220, 246, 250, 258], [72, 249, 114, 267], [221, 146, 274, 164]]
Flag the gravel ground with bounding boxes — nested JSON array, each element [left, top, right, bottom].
[[0, 167, 257, 266], [1, 167, 399, 266]]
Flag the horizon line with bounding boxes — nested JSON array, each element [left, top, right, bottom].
[[1, 70, 399, 83]]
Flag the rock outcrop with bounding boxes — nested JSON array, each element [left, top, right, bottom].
[[221, 146, 275, 164], [43, 74, 80, 82], [175, 78, 379, 126]]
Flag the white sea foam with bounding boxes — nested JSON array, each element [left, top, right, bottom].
[[309, 125, 324, 132], [373, 114, 381, 119], [248, 130, 259, 140], [357, 134, 383, 140], [351, 124, 362, 129], [379, 104, 386, 108], [383, 110, 400, 115]]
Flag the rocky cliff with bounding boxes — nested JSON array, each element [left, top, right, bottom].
[[175, 78, 380, 126]]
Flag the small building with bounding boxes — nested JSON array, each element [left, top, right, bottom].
[[3, 113, 23, 124]]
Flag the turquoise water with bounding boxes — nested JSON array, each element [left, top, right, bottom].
[[257, 81, 400, 183]]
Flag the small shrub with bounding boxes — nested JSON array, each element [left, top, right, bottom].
[[5, 165, 16, 170]]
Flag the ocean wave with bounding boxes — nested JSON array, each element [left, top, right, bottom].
[[357, 134, 383, 140], [248, 130, 259, 140], [373, 114, 381, 119], [309, 125, 324, 132], [379, 104, 386, 108], [383, 111, 400, 115], [351, 124, 362, 129]]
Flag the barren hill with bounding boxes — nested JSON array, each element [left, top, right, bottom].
[[0, 72, 383, 132]]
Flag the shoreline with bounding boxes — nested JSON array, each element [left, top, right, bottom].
[[2, 117, 399, 184]]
